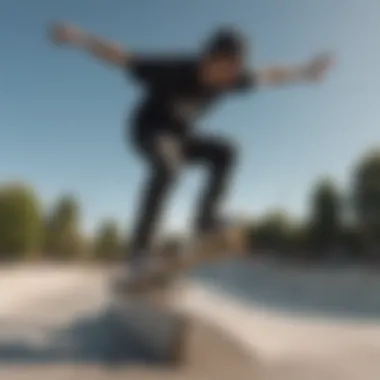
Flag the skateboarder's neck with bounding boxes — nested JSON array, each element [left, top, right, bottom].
[[198, 54, 243, 89]]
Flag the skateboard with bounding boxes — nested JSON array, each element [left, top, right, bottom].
[[120, 224, 248, 295], [111, 224, 247, 365]]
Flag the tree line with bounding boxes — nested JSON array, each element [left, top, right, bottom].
[[1, 148, 380, 263], [0, 189, 123, 262]]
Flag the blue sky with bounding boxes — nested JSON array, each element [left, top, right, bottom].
[[1, 0, 380, 235]]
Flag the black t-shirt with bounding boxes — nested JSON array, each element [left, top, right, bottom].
[[127, 55, 256, 135]]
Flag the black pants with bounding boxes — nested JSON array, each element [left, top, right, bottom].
[[129, 128, 237, 260]]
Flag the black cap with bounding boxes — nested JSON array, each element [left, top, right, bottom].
[[203, 26, 246, 57]]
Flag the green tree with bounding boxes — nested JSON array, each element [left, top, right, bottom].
[[352, 150, 380, 235], [308, 178, 342, 255], [340, 223, 364, 259], [286, 223, 310, 254], [93, 219, 122, 260], [44, 194, 84, 259], [0, 182, 44, 260], [254, 210, 294, 252], [351, 149, 380, 255]]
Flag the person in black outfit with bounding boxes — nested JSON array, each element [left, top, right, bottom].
[[50, 22, 334, 279]]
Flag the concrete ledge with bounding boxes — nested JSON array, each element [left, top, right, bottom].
[[110, 291, 188, 365]]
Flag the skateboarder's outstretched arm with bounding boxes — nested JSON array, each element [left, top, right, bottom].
[[255, 52, 335, 87], [49, 22, 135, 67]]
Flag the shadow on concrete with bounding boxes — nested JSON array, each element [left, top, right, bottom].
[[0, 308, 164, 367], [0, 314, 258, 379]]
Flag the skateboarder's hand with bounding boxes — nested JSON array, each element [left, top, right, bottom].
[[49, 22, 84, 45], [304, 52, 335, 81]]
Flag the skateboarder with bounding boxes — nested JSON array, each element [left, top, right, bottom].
[[49, 23, 334, 282]]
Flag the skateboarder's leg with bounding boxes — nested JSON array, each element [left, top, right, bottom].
[[129, 132, 183, 263], [185, 135, 237, 234]]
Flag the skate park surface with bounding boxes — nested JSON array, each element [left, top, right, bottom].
[[1, 260, 380, 380]]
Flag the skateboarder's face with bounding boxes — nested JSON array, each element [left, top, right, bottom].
[[200, 53, 244, 87]]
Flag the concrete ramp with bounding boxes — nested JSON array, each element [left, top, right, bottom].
[[0, 319, 258, 380], [1, 264, 380, 379], [0, 265, 258, 379]]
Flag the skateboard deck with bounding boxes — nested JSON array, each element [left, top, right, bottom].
[[122, 225, 248, 294]]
